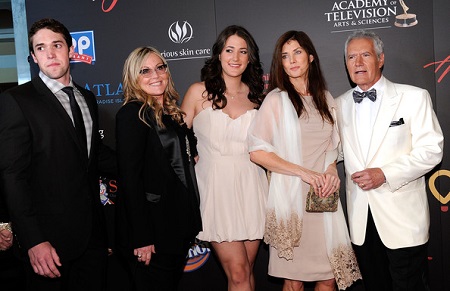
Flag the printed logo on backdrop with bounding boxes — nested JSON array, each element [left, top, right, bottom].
[[99, 176, 118, 206], [424, 55, 450, 84], [428, 170, 450, 213], [83, 82, 123, 105], [394, 0, 418, 27], [184, 241, 211, 272], [90, 0, 118, 12], [68, 31, 123, 106], [161, 20, 211, 61], [169, 21, 193, 44], [325, 0, 400, 32], [70, 31, 96, 64]]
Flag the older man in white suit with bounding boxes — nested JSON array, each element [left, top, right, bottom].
[[336, 30, 443, 291]]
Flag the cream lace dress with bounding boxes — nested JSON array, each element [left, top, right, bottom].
[[248, 89, 361, 289]]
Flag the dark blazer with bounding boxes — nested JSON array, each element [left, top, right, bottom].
[[0, 77, 116, 261], [115, 102, 201, 255], [0, 186, 8, 224]]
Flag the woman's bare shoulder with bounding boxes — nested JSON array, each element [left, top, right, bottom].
[[185, 82, 206, 98]]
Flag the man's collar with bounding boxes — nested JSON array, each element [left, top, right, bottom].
[[355, 75, 385, 93], [39, 71, 74, 94]]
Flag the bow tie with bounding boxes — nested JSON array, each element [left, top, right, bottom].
[[353, 88, 377, 103]]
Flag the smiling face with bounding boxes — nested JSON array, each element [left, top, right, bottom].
[[281, 39, 313, 82], [137, 53, 169, 99], [346, 38, 384, 91], [31, 28, 73, 85], [220, 34, 249, 79]]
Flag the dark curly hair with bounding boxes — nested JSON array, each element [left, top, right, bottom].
[[201, 25, 264, 109]]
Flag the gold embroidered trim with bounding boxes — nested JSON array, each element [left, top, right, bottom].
[[263, 208, 302, 260], [330, 244, 362, 290]]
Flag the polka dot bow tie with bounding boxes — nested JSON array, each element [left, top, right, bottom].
[[353, 88, 377, 103]]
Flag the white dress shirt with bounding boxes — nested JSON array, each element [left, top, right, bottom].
[[39, 71, 93, 156], [355, 76, 385, 162]]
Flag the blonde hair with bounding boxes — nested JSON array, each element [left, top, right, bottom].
[[122, 46, 184, 127]]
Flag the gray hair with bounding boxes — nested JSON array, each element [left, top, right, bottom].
[[344, 30, 384, 61]]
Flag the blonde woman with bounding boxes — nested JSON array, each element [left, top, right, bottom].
[[115, 46, 202, 291]]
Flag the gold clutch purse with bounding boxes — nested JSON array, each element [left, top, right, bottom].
[[305, 186, 339, 212]]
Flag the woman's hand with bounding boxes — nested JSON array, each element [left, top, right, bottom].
[[321, 162, 340, 197], [0, 228, 13, 251], [134, 245, 156, 266], [250, 150, 334, 197], [298, 168, 326, 197]]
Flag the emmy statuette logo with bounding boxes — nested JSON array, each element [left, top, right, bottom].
[[395, 0, 418, 27]]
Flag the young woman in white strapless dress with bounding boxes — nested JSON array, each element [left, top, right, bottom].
[[181, 25, 268, 291]]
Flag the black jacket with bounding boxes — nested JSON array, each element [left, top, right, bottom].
[[0, 77, 116, 260], [115, 102, 201, 255]]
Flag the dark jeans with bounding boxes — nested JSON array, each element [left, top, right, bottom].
[[353, 208, 430, 291]]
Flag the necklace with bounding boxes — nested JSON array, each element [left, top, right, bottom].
[[225, 83, 247, 100], [225, 91, 242, 100], [224, 92, 236, 99]]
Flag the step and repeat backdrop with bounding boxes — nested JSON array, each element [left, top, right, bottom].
[[25, 1, 449, 290]]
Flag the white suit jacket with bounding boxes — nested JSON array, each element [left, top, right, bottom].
[[336, 77, 443, 249]]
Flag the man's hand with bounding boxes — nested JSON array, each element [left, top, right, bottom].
[[134, 245, 156, 266], [351, 168, 386, 190], [0, 228, 13, 250], [28, 241, 62, 278]]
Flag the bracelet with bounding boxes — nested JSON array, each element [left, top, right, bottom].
[[0, 222, 12, 233]]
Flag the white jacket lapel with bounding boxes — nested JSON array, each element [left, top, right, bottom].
[[367, 79, 400, 165]]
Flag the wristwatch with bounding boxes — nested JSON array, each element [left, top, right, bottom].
[[0, 222, 12, 233]]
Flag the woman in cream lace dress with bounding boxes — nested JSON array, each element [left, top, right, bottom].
[[249, 31, 361, 291]]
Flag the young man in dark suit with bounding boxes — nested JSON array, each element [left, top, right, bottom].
[[0, 18, 116, 291]]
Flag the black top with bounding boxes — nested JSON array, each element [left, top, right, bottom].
[[115, 102, 201, 254]]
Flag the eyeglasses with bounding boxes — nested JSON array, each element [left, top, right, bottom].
[[139, 64, 168, 77]]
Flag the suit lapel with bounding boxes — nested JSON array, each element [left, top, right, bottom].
[[366, 79, 400, 165], [32, 78, 79, 141], [32, 78, 89, 163]]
